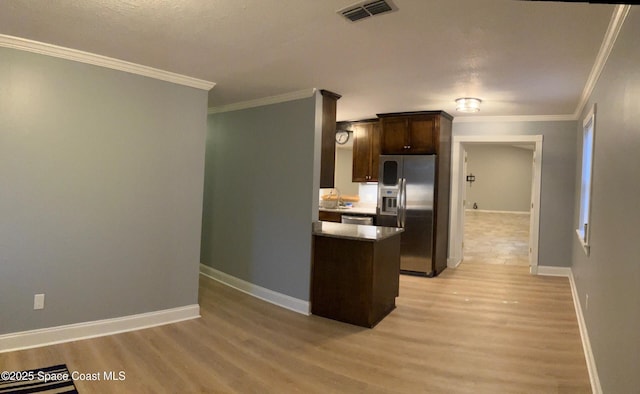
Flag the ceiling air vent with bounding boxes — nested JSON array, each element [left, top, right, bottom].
[[339, 0, 397, 22], [342, 7, 371, 22], [364, 0, 393, 15]]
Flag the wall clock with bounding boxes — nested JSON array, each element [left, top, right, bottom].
[[335, 130, 350, 145]]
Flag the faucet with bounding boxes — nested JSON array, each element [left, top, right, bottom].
[[324, 187, 342, 208], [332, 187, 342, 207]]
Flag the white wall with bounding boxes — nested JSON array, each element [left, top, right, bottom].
[[334, 145, 359, 196], [465, 144, 533, 212]]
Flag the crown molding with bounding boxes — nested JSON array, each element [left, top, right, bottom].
[[573, 5, 630, 119], [453, 114, 576, 123], [208, 88, 317, 114], [0, 34, 215, 91]]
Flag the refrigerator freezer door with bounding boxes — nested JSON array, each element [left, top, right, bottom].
[[377, 156, 403, 221], [399, 156, 436, 275], [380, 157, 402, 186]]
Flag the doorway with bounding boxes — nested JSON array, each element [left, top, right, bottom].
[[462, 143, 534, 266], [449, 135, 543, 274]]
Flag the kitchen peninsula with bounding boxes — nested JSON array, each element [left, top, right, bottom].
[[311, 221, 403, 328]]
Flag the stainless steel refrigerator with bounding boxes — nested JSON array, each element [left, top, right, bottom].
[[376, 155, 440, 276]]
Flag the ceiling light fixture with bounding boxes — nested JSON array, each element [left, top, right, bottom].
[[455, 97, 482, 113]]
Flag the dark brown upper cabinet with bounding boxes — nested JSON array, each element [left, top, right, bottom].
[[319, 90, 341, 188], [351, 120, 381, 182], [379, 113, 441, 155]]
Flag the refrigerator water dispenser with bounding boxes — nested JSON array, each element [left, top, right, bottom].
[[379, 188, 398, 215]]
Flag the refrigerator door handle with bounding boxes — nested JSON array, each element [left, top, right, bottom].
[[401, 177, 407, 227], [396, 178, 403, 227]]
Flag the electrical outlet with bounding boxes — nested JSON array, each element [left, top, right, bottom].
[[585, 294, 589, 311], [34, 294, 45, 310]]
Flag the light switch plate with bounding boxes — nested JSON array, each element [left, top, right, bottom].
[[34, 294, 45, 310]]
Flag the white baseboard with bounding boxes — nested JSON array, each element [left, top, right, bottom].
[[447, 257, 462, 269], [0, 304, 200, 353], [536, 265, 572, 277], [568, 270, 602, 394], [465, 209, 529, 214], [537, 265, 601, 394], [200, 264, 310, 316]]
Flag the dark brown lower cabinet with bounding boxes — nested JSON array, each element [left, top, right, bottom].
[[318, 210, 341, 223], [311, 234, 400, 328]]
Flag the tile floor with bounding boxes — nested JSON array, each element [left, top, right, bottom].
[[463, 210, 530, 266]]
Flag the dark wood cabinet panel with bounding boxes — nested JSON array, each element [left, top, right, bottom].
[[432, 115, 452, 274], [407, 115, 435, 154], [311, 234, 401, 328], [370, 124, 381, 181], [380, 114, 436, 154], [320, 90, 341, 188], [352, 121, 381, 182], [318, 210, 341, 223], [380, 117, 408, 154], [352, 124, 370, 182]]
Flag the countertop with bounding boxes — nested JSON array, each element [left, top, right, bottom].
[[312, 221, 403, 242], [318, 206, 377, 215]]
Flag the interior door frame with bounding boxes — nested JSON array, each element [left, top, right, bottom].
[[448, 135, 543, 274]]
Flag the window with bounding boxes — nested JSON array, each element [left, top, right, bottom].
[[577, 104, 596, 255]]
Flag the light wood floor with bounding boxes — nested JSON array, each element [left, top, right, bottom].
[[0, 264, 590, 393], [464, 211, 530, 266]]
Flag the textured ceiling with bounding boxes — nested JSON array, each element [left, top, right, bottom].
[[0, 0, 615, 121]]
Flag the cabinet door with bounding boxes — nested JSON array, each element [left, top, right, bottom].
[[369, 122, 381, 181], [407, 115, 435, 154], [320, 90, 340, 188], [352, 124, 371, 182], [353, 122, 381, 182], [381, 117, 408, 154]]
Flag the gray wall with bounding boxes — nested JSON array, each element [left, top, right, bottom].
[[465, 145, 533, 212], [453, 120, 576, 267], [0, 48, 208, 334], [571, 7, 640, 392], [201, 96, 318, 301]]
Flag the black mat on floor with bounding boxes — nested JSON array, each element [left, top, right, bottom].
[[0, 364, 78, 393]]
